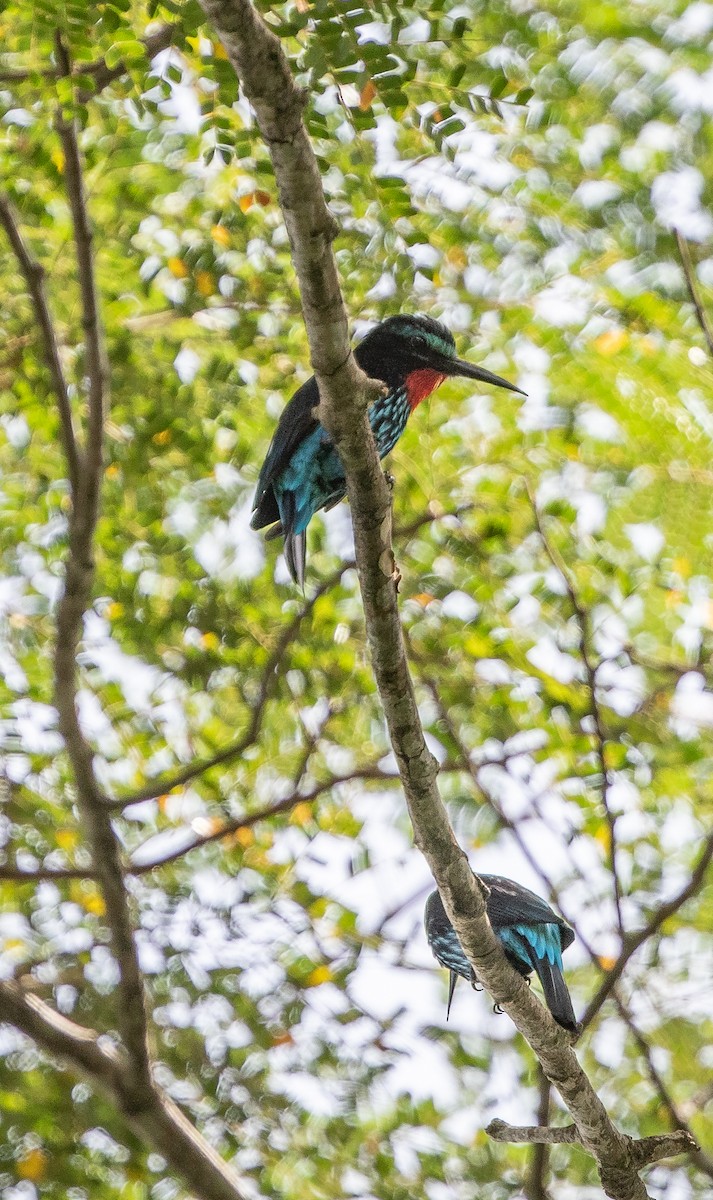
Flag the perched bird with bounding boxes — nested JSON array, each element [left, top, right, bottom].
[[251, 314, 523, 586], [424, 876, 577, 1032]]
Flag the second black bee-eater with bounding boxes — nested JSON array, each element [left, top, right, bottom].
[[425, 877, 577, 1032], [251, 314, 523, 586]]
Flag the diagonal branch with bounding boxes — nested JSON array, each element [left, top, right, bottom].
[[580, 827, 713, 1031], [0, 197, 81, 492], [0, 982, 255, 1200], [196, 2, 697, 1197], [612, 991, 712, 1180], [129, 765, 395, 873], [109, 565, 347, 809]]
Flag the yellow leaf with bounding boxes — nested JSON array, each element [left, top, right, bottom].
[[83, 890, 106, 918], [290, 802, 313, 827], [412, 593, 435, 608], [306, 965, 333, 987], [665, 589, 683, 609], [51, 148, 65, 173], [167, 256, 188, 278], [214, 41, 229, 60], [105, 464, 120, 480], [239, 193, 255, 213], [233, 826, 254, 848], [594, 328, 627, 356], [446, 245, 467, 269], [152, 429, 171, 445], [3, 938, 25, 953], [17, 1149, 48, 1182], [105, 602, 124, 620], [200, 631, 220, 651], [594, 825, 611, 853], [195, 270, 215, 297], [672, 557, 690, 578], [597, 955, 617, 971], [359, 79, 376, 110], [56, 828, 78, 851], [211, 224, 231, 247]]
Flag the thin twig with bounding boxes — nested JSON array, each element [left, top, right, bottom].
[[0, 25, 176, 90], [527, 480, 625, 941], [0, 198, 81, 491], [129, 765, 396, 873], [0, 863, 97, 882], [676, 230, 713, 360]]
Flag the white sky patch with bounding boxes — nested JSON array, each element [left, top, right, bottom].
[[573, 180, 622, 208], [534, 275, 594, 327], [652, 165, 713, 241], [527, 636, 580, 683], [441, 590, 479, 621], [624, 522, 665, 560], [174, 346, 201, 382], [665, 2, 713, 43], [671, 671, 713, 730], [576, 404, 624, 442]]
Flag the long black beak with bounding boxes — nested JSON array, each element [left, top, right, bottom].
[[446, 970, 458, 1021], [426, 351, 525, 396]]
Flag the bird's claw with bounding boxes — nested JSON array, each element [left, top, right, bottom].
[[493, 1003, 504, 1016], [469, 970, 483, 992]]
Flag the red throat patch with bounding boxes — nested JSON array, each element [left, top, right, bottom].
[[406, 368, 446, 410]]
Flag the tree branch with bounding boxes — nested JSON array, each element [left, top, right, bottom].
[[487, 1120, 579, 1146], [676, 230, 713, 360], [0, 24, 176, 91], [197, 2, 697, 1197], [50, 39, 151, 1107], [0, 197, 81, 492], [526, 1069, 553, 1200], [488, 1118, 696, 1167], [0, 982, 255, 1200]]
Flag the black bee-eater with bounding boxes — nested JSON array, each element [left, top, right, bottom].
[[425, 877, 577, 1032], [251, 314, 523, 585]]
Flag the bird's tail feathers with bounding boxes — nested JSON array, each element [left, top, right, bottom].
[[284, 530, 306, 590], [446, 970, 457, 1020], [533, 956, 578, 1033], [278, 491, 306, 588]]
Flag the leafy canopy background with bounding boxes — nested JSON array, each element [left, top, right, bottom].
[[1, 0, 713, 1196]]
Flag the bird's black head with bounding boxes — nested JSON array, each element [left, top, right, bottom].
[[356, 314, 524, 396]]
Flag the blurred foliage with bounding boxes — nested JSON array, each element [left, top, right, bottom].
[[1, 0, 713, 1197]]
